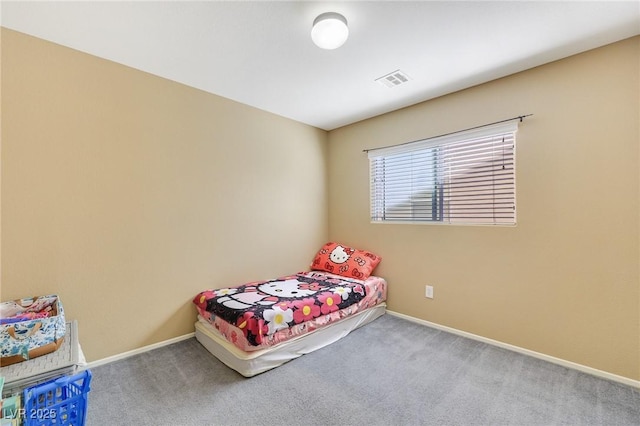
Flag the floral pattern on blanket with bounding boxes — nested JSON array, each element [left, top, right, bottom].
[[194, 273, 366, 346]]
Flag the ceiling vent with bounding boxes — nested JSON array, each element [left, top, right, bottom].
[[375, 70, 411, 88]]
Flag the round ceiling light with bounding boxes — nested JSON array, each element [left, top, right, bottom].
[[311, 12, 349, 50]]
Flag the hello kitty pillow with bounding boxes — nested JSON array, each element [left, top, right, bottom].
[[310, 242, 381, 280]]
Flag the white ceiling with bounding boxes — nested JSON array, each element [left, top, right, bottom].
[[2, 1, 639, 130]]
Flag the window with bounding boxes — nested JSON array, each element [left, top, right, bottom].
[[368, 121, 518, 225]]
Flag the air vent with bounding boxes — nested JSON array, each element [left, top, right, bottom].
[[375, 70, 411, 88]]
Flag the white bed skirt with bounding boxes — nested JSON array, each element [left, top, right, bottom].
[[195, 303, 386, 377]]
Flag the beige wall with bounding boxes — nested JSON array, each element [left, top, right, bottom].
[[0, 28, 3, 301], [1, 29, 328, 361], [328, 37, 640, 380]]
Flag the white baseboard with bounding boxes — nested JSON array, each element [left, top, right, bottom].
[[86, 332, 195, 369], [386, 310, 640, 389]]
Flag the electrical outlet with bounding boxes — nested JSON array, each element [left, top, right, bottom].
[[425, 285, 434, 299]]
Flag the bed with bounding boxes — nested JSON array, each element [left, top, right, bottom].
[[193, 242, 386, 377]]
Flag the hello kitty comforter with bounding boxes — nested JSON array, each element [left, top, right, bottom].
[[193, 271, 387, 352]]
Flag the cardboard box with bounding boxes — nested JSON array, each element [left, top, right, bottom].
[[1, 296, 66, 367]]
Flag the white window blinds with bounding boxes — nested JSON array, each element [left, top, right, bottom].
[[368, 121, 518, 225]]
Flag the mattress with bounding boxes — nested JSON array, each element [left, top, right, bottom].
[[193, 270, 387, 376], [194, 271, 387, 352], [195, 303, 386, 377]]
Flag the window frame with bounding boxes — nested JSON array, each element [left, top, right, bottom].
[[368, 121, 518, 226]]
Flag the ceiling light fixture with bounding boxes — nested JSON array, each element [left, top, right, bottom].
[[311, 12, 349, 50]]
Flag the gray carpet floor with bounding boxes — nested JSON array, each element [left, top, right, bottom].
[[86, 314, 640, 425]]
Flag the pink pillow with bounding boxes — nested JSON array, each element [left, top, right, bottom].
[[311, 242, 381, 279]]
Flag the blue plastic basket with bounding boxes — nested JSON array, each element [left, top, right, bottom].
[[22, 370, 91, 426]]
